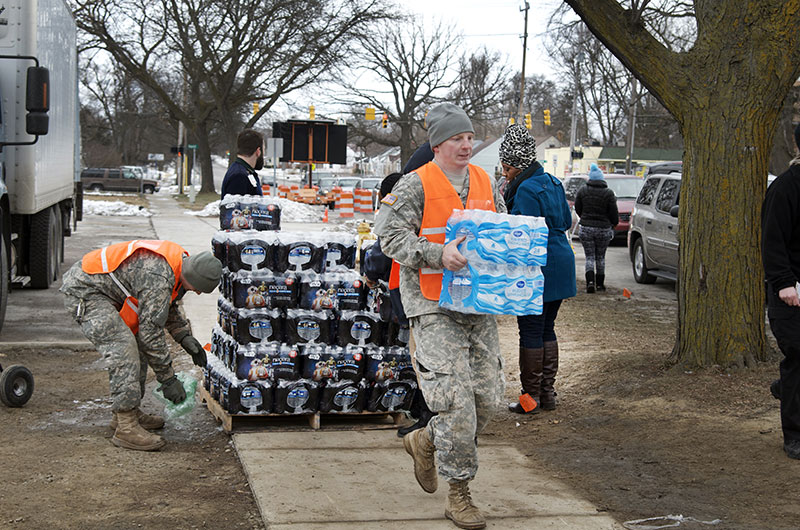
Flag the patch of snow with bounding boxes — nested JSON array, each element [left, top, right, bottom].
[[83, 200, 152, 217], [185, 197, 324, 223]]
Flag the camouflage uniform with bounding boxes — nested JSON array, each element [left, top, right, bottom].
[[60, 251, 192, 412], [375, 165, 507, 482]]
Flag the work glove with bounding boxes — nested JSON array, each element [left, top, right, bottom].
[[181, 335, 207, 368], [160, 375, 186, 405]]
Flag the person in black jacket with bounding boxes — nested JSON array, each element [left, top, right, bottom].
[[762, 124, 800, 460], [220, 129, 264, 199], [574, 163, 619, 292]]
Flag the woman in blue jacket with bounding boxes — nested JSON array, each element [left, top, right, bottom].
[[499, 124, 576, 414]]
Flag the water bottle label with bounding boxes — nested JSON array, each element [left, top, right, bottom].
[[240, 385, 263, 409], [287, 386, 309, 408], [333, 386, 359, 408], [381, 385, 408, 409], [351, 320, 372, 340], [249, 319, 273, 339], [241, 245, 267, 267], [288, 246, 312, 266], [505, 279, 533, 301], [297, 320, 321, 341], [505, 228, 530, 249]]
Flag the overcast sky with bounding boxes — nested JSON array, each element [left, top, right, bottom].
[[401, 0, 563, 78]]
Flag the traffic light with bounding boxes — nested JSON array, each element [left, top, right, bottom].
[[543, 109, 551, 126], [309, 105, 315, 119], [365, 107, 375, 120], [381, 113, 388, 128], [524, 113, 532, 129], [253, 102, 259, 115], [509, 117, 515, 125]]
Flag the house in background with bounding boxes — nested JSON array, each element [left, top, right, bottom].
[[543, 145, 684, 179]]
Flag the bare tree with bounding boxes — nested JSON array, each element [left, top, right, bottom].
[[72, 0, 394, 192], [335, 20, 460, 164], [449, 48, 512, 140], [79, 56, 178, 168], [563, 0, 800, 368]]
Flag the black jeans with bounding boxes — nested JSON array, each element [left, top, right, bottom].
[[768, 290, 800, 444], [517, 300, 563, 349]]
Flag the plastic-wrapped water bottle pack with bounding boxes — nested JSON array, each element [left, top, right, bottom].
[[446, 209, 548, 267], [439, 209, 548, 316], [219, 194, 282, 231]]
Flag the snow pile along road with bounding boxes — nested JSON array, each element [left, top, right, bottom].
[[185, 197, 322, 223], [83, 200, 153, 217]]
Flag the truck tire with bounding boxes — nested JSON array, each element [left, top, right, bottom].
[[0, 365, 34, 407], [143, 185, 154, 194], [29, 206, 60, 288], [0, 235, 8, 334], [89, 184, 102, 192], [632, 238, 657, 284]]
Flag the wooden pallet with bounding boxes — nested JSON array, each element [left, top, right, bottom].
[[198, 384, 407, 433]]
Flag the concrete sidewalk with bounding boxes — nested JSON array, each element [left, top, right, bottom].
[[148, 194, 620, 529]]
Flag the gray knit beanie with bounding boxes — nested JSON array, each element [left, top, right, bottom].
[[499, 124, 537, 169], [182, 251, 222, 293], [427, 103, 474, 148]]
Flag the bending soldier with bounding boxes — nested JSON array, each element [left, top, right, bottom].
[[61, 240, 222, 451]]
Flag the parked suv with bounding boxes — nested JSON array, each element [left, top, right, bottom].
[[81, 167, 160, 193], [628, 172, 681, 283]]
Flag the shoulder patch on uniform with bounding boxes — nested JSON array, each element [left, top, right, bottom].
[[381, 193, 399, 206]]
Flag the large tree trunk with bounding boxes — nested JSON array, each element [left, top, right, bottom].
[[195, 122, 215, 194], [675, 101, 773, 367]]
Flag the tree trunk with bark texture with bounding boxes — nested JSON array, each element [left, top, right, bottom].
[[564, 0, 800, 368]]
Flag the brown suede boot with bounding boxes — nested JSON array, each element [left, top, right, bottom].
[[403, 426, 437, 493], [110, 408, 165, 431], [112, 410, 166, 451], [540, 341, 559, 410], [507, 346, 543, 414], [445, 480, 486, 529]]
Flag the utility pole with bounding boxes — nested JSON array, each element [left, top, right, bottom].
[[517, 1, 530, 121], [625, 78, 639, 174], [568, 51, 584, 174]]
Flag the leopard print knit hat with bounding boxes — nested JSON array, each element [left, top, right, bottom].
[[499, 124, 537, 170]]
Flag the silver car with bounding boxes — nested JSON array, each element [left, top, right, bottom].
[[628, 172, 681, 283]]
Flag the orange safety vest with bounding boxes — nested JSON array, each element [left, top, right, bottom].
[[416, 162, 496, 300], [388, 260, 400, 290], [82, 240, 188, 334]]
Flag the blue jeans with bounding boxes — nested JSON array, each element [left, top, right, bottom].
[[517, 300, 563, 349]]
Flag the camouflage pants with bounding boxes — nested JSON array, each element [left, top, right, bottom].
[[410, 312, 505, 482], [63, 293, 174, 412]]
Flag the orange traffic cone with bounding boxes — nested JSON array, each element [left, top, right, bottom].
[[622, 288, 632, 298], [323, 208, 329, 223]]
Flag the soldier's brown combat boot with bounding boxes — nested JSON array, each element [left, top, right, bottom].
[[112, 410, 166, 451], [403, 426, 437, 493], [110, 408, 165, 431], [445, 480, 486, 529]]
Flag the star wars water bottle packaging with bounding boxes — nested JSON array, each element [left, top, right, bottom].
[[219, 194, 281, 231], [439, 209, 549, 316]]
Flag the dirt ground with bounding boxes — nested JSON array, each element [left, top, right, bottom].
[[487, 285, 797, 530], [0, 280, 794, 529]]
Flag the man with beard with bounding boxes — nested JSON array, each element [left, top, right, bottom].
[[221, 129, 264, 199]]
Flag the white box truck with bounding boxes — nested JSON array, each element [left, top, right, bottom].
[[0, 0, 80, 331]]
